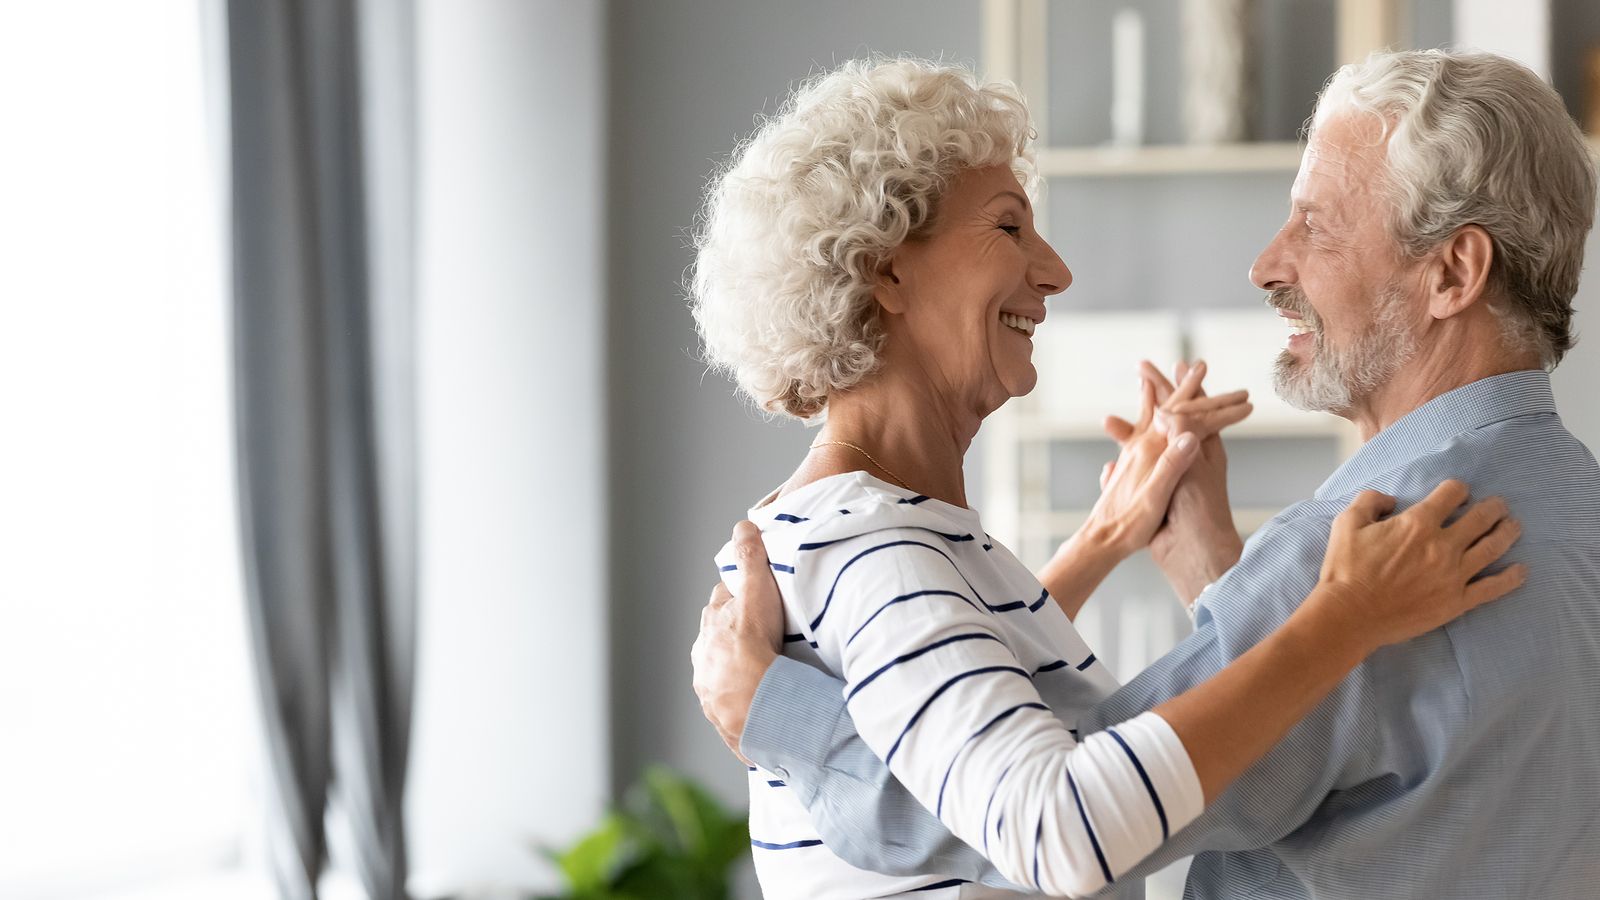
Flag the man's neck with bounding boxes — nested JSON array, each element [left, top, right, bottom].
[[1345, 338, 1538, 441]]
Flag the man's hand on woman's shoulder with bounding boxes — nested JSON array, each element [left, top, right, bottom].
[[692, 520, 786, 765]]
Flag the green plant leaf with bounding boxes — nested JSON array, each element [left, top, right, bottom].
[[551, 812, 636, 893]]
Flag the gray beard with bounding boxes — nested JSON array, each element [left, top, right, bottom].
[[1273, 286, 1416, 414]]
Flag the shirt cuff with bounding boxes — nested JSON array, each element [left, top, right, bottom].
[[739, 655, 851, 806]]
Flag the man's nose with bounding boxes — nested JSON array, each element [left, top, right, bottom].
[[1250, 227, 1293, 291]]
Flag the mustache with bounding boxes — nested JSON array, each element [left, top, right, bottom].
[[1265, 287, 1321, 328]]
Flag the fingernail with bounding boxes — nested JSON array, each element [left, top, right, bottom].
[[1177, 433, 1196, 451]]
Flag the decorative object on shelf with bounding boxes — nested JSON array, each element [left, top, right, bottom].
[[535, 766, 749, 900], [1110, 7, 1146, 147], [1181, 0, 1255, 144]]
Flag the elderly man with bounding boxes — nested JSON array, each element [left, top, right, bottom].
[[692, 49, 1600, 898]]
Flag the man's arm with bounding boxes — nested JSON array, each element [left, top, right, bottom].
[[699, 500, 1517, 882]]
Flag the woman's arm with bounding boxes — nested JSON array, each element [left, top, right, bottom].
[[1158, 481, 1522, 801]]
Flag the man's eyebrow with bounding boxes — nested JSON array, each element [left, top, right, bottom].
[[987, 190, 1032, 213]]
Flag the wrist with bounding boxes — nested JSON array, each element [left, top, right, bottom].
[[1299, 583, 1383, 663]]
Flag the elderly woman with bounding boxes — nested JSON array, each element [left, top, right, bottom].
[[689, 58, 1521, 899]]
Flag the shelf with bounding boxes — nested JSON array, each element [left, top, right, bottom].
[[1022, 506, 1283, 537], [1009, 415, 1354, 442], [1036, 135, 1600, 179], [1035, 142, 1305, 177]]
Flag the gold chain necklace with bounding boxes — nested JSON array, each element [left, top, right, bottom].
[[809, 439, 914, 492]]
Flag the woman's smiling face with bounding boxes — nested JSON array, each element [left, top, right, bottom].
[[876, 164, 1072, 413]]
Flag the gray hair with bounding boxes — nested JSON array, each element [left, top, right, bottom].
[[1314, 49, 1596, 367], [689, 57, 1036, 420]]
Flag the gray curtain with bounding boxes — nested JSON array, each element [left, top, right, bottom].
[[223, 1, 416, 898]]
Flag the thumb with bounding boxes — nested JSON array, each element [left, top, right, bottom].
[[731, 520, 783, 623], [1142, 431, 1200, 502], [1103, 415, 1136, 444]]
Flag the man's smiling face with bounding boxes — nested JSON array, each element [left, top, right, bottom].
[[1250, 111, 1423, 415]]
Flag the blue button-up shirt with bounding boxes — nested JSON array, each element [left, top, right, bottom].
[[740, 371, 1600, 898]]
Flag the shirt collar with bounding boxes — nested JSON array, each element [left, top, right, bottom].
[[1315, 369, 1556, 500]]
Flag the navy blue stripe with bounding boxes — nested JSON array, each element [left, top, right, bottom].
[[838, 509, 851, 515], [936, 703, 1047, 817], [1033, 659, 1070, 674], [751, 838, 824, 850], [782, 633, 807, 644], [1075, 653, 1097, 671], [1068, 769, 1114, 886], [847, 633, 1003, 701], [770, 561, 794, 574], [1032, 816, 1043, 887], [987, 600, 1028, 612], [982, 762, 1014, 856], [880, 666, 1029, 766], [773, 513, 808, 523], [906, 879, 970, 892], [766, 779, 786, 788], [1108, 727, 1169, 839], [796, 537, 852, 551], [746, 766, 757, 772], [982, 542, 994, 551], [898, 495, 931, 505], [719, 564, 737, 572], [812, 537, 1018, 632], [1028, 588, 1050, 612], [847, 589, 982, 647]]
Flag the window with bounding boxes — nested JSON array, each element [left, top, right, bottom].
[[0, 3, 263, 896]]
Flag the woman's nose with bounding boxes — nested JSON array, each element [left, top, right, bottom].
[[1032, 239, 1072, 296]]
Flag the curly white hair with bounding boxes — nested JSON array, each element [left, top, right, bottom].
[[690, 57, 1037, 420]]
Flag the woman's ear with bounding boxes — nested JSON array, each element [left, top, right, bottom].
[[872, 252, 909, 315], [1425, 224, 1494, 321]]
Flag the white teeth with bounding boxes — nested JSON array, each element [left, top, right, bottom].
[[1283, 317, 1314, 336], [1000, 312, 1035, 337]]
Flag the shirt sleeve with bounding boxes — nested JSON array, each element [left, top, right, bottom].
[[786, 527, 1204, 898]]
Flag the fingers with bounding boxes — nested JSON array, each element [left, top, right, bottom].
[[1103, 414, 1136, 444], [1462, 517, 1522, 575], [1168, 390, 1250, 414], [1340, 489, 1398, 526], [1163, 400, 1254, 438], [1169, 360, 1208, 404], [1446, 496, 1510, 548], [1135, 375, 1157, 429], [1410, 479, 1472, 526], [1100, 460, 1115, 490], [1463, 563, 1528, 609], [1139, 360, 1177, 403]]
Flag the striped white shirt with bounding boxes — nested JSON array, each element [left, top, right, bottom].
[[715, 472, 1203, 899]]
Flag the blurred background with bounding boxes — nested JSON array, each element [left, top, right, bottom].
[[4, 1, 1600, 899]]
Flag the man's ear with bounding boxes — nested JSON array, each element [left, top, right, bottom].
[[1425, 224, 1494, 321], [872, 252, 909, 315]]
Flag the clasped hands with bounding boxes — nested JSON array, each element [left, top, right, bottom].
[[1038, 360, 1251, 617]]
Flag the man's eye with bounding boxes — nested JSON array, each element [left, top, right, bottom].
[[999, 224, 1022, 237]]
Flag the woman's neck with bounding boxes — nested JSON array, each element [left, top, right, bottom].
[[784, 368, 983, 508]]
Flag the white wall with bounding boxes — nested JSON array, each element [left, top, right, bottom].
[[409, 1, 608, 896]]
